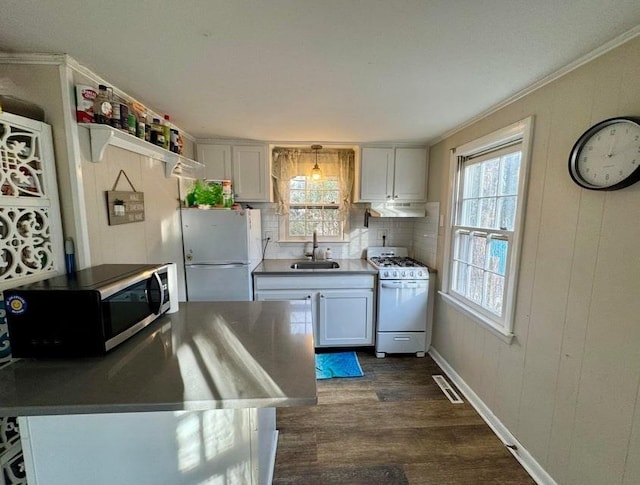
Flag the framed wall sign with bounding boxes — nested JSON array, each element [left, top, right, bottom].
[[106, 170, 145, 225]]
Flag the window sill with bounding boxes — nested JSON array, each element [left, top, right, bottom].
[[438, 291, 514, 344]]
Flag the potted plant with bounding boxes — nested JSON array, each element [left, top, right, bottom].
[[186, 180, 224, 208]]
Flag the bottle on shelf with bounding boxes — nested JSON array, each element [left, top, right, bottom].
[[162, 114, 171, 150], [119, 100, 129, 132], [145, 120, 151, 142], [111, 93, 122, 129], [150, 118, 165, 148], [137, 112, 146, 140], [170, 128, 179, 153], [176, 131, 184, 154], [93, 84, 113, 124], [127, 109, 137, 136]]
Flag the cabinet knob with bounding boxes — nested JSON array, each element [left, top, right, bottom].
[[394, 195, 398, 198], [386, 195, 391, 199]]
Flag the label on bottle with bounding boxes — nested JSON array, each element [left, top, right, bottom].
[[99, 101, 113, 119], [111, 103, 121, 127], [128, 113, 137, 135]]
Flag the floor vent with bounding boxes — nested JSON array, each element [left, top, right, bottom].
[[432, 375, 464, 404]]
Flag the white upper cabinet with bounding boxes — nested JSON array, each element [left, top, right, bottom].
[[197, 144, 232, 181], [197, 143, 271, 202], [360, 148, 395, 201], [394, 147, 427, 200], [232, 145, 270, 202], [359, 147, 427, 201]]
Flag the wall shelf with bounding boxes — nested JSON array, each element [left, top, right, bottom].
[[78, 123, 204, 179]]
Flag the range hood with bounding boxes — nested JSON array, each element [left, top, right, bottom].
[[369, 202, 426, 218]]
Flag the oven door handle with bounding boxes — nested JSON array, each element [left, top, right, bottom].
[[380, 281, 403, 289], [380, 281, 425, 289]]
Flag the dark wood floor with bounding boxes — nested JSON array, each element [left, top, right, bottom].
[[273, 350, 535, 484]]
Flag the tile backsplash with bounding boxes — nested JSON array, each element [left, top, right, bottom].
[[251, 202, 438, 264], [413, 201, 440, 268]]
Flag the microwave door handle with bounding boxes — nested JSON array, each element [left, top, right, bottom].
[[155, 270, 166, 311], [147, 271, 163, 315]]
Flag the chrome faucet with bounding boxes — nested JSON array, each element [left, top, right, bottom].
[[312, 230, 318, 261]]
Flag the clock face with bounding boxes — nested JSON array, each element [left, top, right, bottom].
[[569, 117, 640, 190]]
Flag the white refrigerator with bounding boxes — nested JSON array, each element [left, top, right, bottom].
[[181, 208, 261, 301]]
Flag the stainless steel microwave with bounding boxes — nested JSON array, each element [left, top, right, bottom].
[[4, 263, 175, 358]]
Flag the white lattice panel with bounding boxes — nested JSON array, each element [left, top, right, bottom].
[[0, 113, 62, 287], [0, 122, 46, 199], [0, 207, 56, 281]]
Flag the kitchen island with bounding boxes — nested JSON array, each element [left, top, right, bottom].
[[0, 301, 316, 485]]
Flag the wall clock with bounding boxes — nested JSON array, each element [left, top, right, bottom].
[[568, 116, 640, 190]]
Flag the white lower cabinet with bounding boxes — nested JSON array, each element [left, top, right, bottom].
[[254, 274, 375, 347], [318, 290, 373, 346]]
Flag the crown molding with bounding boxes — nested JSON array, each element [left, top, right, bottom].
[[0, 52, 71, 65]]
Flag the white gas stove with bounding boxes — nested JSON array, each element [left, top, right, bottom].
[[367, 247, 431, 358], [367, 247, 429, 280]]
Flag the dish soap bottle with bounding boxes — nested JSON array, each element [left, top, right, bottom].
[[325, 247, 332, 260]]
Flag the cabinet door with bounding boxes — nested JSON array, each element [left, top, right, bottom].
[[318, 290, 374, 346], [197, 144, 232, 181], [254, 290, 314, 338], [359, 147, 394, 201], [233, 145, 271, 202], [393, 147, 427, 200]]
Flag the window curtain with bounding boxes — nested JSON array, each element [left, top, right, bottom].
[[271, 147, 355, 220]]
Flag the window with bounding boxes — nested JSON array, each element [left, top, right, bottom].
[[286, 175, 342, 240], [442, 117, 533, 340], [271, 147, 355, 242]]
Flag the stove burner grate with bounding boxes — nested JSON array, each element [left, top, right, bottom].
[[368, 256, 427, 269]]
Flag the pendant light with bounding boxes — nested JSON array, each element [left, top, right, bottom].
[[310, 144, 322, 181]]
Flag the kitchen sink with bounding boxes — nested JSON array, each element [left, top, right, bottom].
[[290, 261, 340, 270]]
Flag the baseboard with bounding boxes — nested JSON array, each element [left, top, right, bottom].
[[429, 348, 557, 485]]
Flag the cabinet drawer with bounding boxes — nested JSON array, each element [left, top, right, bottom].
[[376, 332, 426, 354], [254, 275, 374, 290]]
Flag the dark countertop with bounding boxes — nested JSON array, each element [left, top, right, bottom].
[[253, 258, 377, 275], [0, 301, 317, 416]]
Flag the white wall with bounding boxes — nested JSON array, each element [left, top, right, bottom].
[[79, 138, 187, 300], [428, 35, 640, 484]]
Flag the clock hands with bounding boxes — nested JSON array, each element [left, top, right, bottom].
[[606, 130, 617, 158]]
